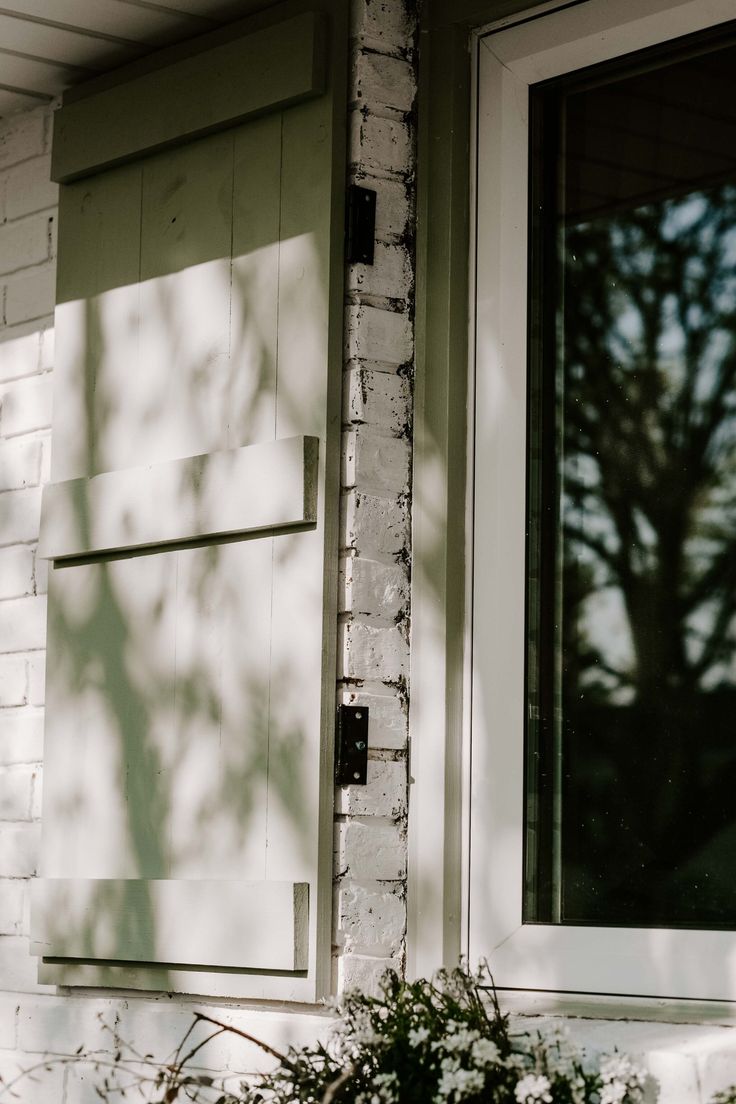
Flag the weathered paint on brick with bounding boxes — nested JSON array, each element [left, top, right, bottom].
[[344, 366, 411, 435], [336, 818, 406, 881], [338, 686, 407, 749], [347, 241, 413, 307], [350, 0, 418, 52], [342, 490, 410, 557], [337, 881, 406, 955], [340, 555, 408, 620], [342, 428, 411, 495], [335, 952, 403, 997], [350, 110, 412, 177], [339, 621, 409, 683], [352, 51, 416, 114], [335, 759, 406, 818], [345, 303, 413, 366]]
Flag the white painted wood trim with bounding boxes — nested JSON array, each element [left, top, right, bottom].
[[470, 33, 529, 967], [31, 879, 309, 971], [39, 436, 318, 560], [485, 0, 736, 83], [470, 0, 736, 1002], [51, 10, 325, 182], [488, 924, 736, 1002]]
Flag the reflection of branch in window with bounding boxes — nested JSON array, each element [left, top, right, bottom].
[[563, 184, 736, 698]]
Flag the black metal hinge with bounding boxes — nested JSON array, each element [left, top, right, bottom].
[[346, 184, 376, 265], [335, 704, 369, 785]]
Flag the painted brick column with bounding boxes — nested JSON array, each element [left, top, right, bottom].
[[334, 0, 417, 993], [0, 105, 56, 952], [0, 103, 64, 1100]]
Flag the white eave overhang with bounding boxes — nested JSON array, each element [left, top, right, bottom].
[[0, 0, 277, 118]]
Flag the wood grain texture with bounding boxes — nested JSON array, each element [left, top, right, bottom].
[[51, 11, 325, 182], [31, 879, 309, 970], [39, 436, 319, 559], [52, 162, 143, 483]]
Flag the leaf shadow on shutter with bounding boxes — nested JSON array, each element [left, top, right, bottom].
[[35, 93, 334, 990]]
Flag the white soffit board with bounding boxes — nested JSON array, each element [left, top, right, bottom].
[[0, 0, 282, 116]]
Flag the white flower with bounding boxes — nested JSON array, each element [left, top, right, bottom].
[[600, 1084, 628, 1104], [409, 1026, 431, 1046], [348, 1008, 384, 1049], [599, 1053, 646, 1104], [436, 1065, 485, 1100], [514, 1073, 553, 1103], [369, 1071, 399, 1104], [471, 1038, 500, 1066], [434, 1024, 481, 1055]]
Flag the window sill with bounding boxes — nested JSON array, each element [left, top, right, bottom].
[[502, 994, 736, 1103]]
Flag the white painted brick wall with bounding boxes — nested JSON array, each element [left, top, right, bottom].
[[0, 99, 63, 1087], [336, 0, 416, 995]]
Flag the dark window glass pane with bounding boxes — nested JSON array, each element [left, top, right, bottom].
[[526, 33, 736, 928]]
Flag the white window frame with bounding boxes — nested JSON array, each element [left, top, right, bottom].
[[470, 0, 736, 1002]]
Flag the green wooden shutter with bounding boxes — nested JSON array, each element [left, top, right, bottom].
[[29, 3, 345, 1001]]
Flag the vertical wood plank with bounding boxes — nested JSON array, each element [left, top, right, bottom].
[[53, 164, 142, 482], [229, 113, 282, 449], [134, 129, 234, 468], [266, 95, 332, 885], [43, 551, 179, 880], [275, 97, 332, 441], [168, 541, 273, 881]]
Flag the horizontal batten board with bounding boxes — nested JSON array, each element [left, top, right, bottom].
[[51, 10, 325, 182], [31, 879, 309, 971], [39, 435, 319, 560]]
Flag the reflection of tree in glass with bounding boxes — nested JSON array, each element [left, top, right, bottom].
[[560, 185, 736, 924]]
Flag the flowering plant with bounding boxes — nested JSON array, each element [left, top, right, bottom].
[[234, 965, 646, 1104]]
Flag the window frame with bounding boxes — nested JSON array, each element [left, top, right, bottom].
[[469, 0, 736, 1001]]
